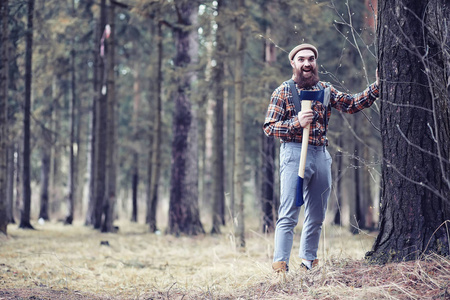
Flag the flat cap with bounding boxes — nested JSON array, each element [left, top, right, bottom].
[[288, 43, 318, 61]]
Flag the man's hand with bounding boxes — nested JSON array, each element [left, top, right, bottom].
[[298, 110, 313, 128]]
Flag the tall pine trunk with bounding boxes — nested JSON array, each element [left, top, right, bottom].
[[131, 60, 140, 223], [0, 0, 9, 235], [260, 3, 277, 234], [211, 0, 226, 234], [50, 75, 62, 216], [93, 0, 108, 230], [234, 0, 246, 248], [332, 134, 343, 226], [65, 45, 77, 225], [19, 0, 35, 230], [351, 141, 363, 233], [361, 123, 375, 229], [366, 0, 450, 263], [168, 1, 204, 236], [7, 145, 15, 223], [75, 50, 89, 219], [148, 20, 163, 232], [102, 1, 116, 233], [86, 18, 100, 226], [14, 142, 22, 222], [39, 144, 50, 221]]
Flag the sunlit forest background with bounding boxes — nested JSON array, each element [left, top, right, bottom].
[[2, 0, 380, 237], [3, 0, 450, 299]]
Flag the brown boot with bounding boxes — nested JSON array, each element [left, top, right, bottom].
[[272, 261, 287, 283], [272, 261, 287, 273], [312, 259, 319, 268]]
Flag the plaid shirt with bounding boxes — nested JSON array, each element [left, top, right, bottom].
[[263, 80, 379, 146]]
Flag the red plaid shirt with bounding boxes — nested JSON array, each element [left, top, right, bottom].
[[263, 80, 379, 146]]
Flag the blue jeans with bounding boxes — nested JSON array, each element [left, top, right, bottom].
[[273, 142, 332, 266]]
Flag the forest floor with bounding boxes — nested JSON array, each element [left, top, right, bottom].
[[0, 220, 449, 299]]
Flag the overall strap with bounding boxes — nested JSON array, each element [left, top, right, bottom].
[[288, 79, 301, 114]]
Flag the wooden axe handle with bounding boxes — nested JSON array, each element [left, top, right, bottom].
[[298, 100, 312, 178]]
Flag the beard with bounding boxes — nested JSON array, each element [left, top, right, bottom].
[[293, 67, 319, 89]]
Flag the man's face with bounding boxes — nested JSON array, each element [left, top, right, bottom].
[[291, 49, 319, 88]]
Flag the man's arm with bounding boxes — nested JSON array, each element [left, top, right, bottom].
[[263, 86, 302, 139], [329, 81, 379, 114]]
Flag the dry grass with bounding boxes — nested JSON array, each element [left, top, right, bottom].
[[0, 221, 449, 299]]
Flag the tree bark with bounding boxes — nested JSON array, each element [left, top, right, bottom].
[[19, 0, 35, 230], [50, 75, 62, 216], [93, 0, 108, 230], [7, 145, 15, 223], [332, 134, 343, 226], [131, 61, 140, 223], [211, 0, 226, 235], [14, 142, 21, 223], [0, 0, 9, 235], [261, 134, 275, 233], [148, 20, 163, 232], [351, 143, 363, 233], [65, 45, 77, 225], [39, 145, 50, 221], [102, 1, 116, 233], [168, 1, 204, 236], [366, 0, 450, 263], [75, 49, 89, 220], [361, 121, 374, 229], [86, 18, 100, 226], [260, 3, 277, 234], [234, 0, 246, 248]]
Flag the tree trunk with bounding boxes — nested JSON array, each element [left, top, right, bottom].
[[14, 142, 21, 222], [75, 51, 89, 220], [351, 142, 363, 233], [65, 45, 77, 225], [211, 0, 226, 235], [332, 134, 343, 226], [227, 69, 235, 221], [7, 145, 15, 223], [366, 0, 450, 263], [93, 0, 107, 230], [86, 19, 100, 226], [19, 0, 35, 230], [148, 20, 163, 232], [39, 145, 50, 221], [0, 0, 9, 235], [260, 4, 277, 234], [261, 134, 275, 233], [361, 122, 374, 229], [7, 8, 20, 225], [351, 113, 373, 232], [145, 15, 156, 227], [131, 60, 140, 223], [168, 2, 204, 236], [102, 1, 116, 233], [234, 0, 246, 248], [50, 75, 62, 216]]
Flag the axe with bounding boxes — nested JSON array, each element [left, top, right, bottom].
[[295, 88, 330, 207]]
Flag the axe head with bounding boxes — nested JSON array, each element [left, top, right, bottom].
[[300, 87, 331, 106]]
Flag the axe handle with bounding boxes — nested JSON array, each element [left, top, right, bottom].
[[298, 100, 312, 178]]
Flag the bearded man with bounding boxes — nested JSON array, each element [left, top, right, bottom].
[[263, 43, 379, 273]]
